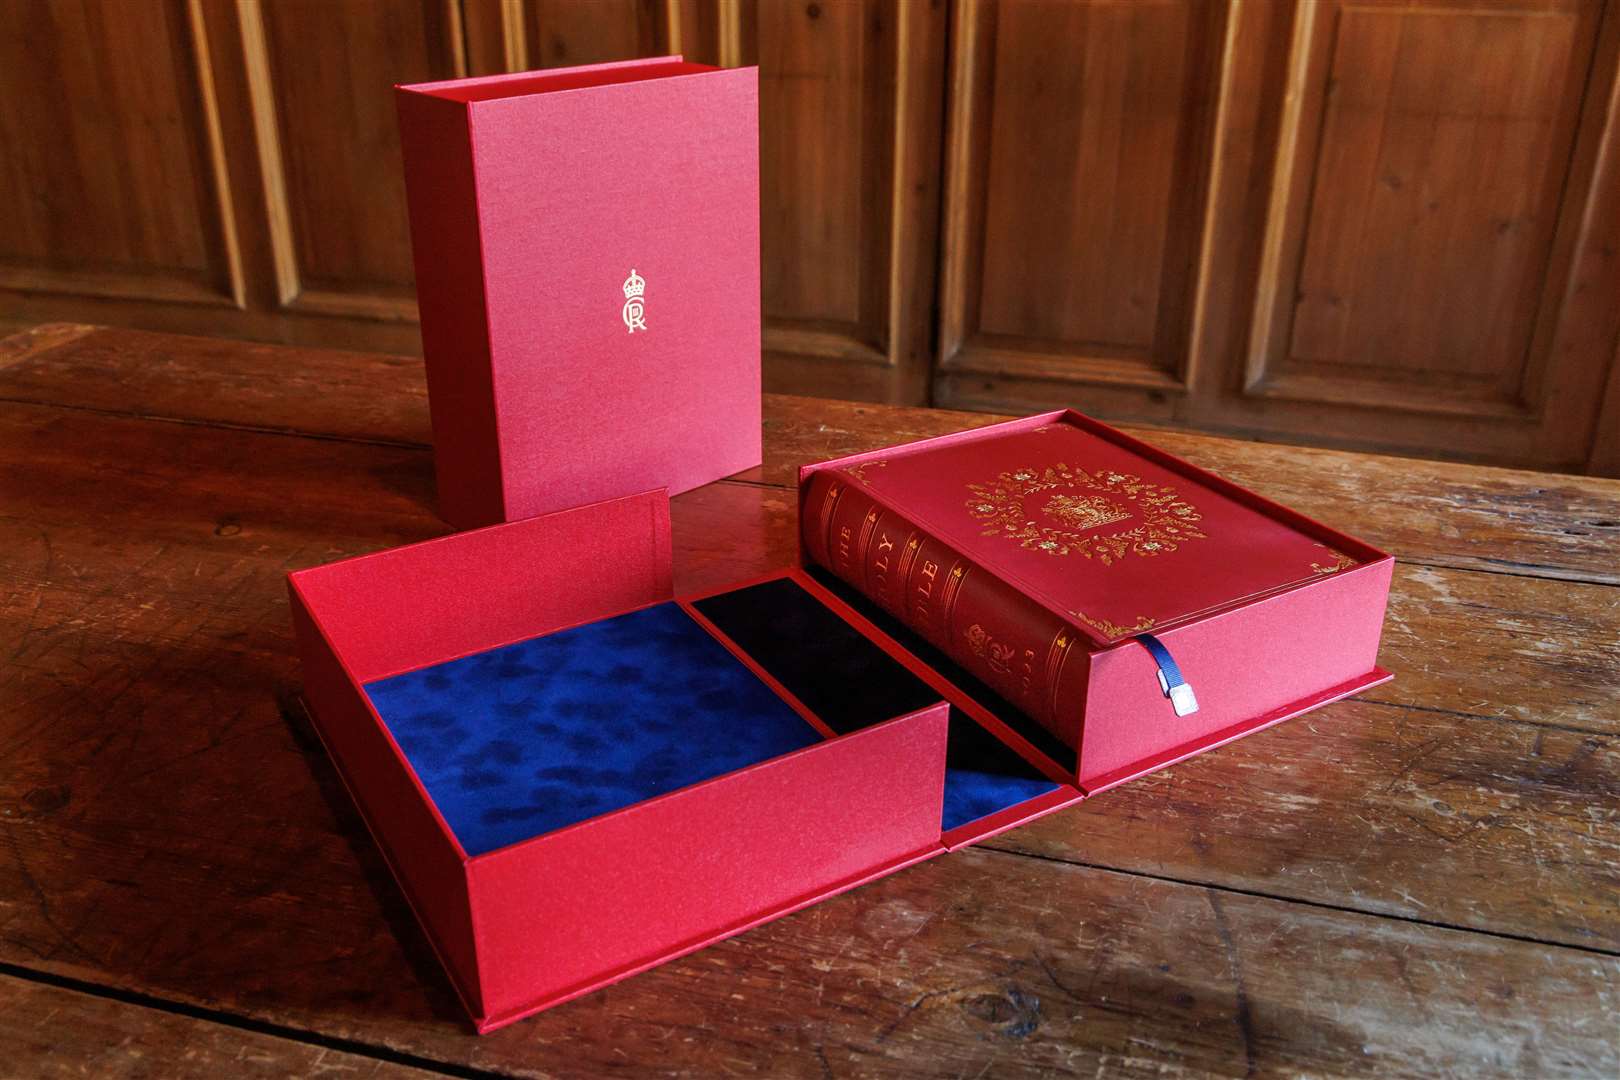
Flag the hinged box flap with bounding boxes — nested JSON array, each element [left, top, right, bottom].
[[288, 488, 672, 684]]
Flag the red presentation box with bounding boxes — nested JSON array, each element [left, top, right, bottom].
[[287, 415, 1392, 1033], [395, 58, 761, 530], [798, 409, 1395, 794], [287, 490, 1088, 1032]]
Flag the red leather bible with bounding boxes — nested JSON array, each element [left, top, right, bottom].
[[800, 411, 1393, 783]]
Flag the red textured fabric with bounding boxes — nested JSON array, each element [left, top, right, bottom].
[[1078, 557, 1394, 790], [396, 58, 762, 529], [287, 594, 486, 1017], [286, 491, 966, 1032], [288, 490, 673, 684], [468, 705, 948, 1029], [799, 410, 1395, 785], [288, 417, 1395, 1032]]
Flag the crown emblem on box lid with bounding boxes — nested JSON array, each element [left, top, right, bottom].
[[1044, 493, 1131, 531], [622, 269, 647, 333]]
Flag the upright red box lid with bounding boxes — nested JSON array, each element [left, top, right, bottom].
[[396, 58, 761, 529]]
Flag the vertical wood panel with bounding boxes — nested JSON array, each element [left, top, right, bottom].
[[752, 0, 946, 404], [464, 0, 679, 73], [1221, 0, 1620, 471], [1578, 48, 1620, 477], [1249, 0, 1597, 410], [940, 0, 1620, 474], [978, 0, 1191, 352], [520, 0, 664, 66], [757, 1, 878, 332], [246, 0, 463, 320], [938, 0, 1226, 413], [0, 0, 239, 305]]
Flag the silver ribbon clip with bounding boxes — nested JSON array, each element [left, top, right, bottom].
[[1138, 633, 1199, 717]]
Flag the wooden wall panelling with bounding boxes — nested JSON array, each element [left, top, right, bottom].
[[459, 0, 736, 81], [935, 0, 1620, 476], [750, 0, 947, 405], [1591, 335, 1620, 476], [0, 0, 244, 310], [1574, 8, 1620, 478], [0, 0, 463, 355], [1223, 0, 1620, 471], [462, 0, 679, 75], [936, 0, 1232, 419], [4, 0, 1612, 473], [243, 0, 463, 323]]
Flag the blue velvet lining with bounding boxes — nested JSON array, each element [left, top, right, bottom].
[[942, 710, 1063, 832], [364, 587, 1065, 854], [363, 602, 822, 856]]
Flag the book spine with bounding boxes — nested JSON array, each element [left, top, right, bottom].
[[802, 470, 1087, 748]]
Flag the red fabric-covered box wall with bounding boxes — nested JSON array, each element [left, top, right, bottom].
[[287, 489, 1113, 1031], [396, 59, 761, 529], [287, 492, 967, 1031]]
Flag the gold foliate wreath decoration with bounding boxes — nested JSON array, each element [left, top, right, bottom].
[[966, 463, 1206, 562], [1309, 544, 1356, 574]]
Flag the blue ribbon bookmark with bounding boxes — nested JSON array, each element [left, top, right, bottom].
[[1136, 633, 1199, 717]]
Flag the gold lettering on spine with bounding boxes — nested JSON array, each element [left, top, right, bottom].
[[912, 558, 940, 630], [870, 528, 897, 600], [835, 524, 854, 570], [894, 535, 922, 613], [939, 562, 969, 632]]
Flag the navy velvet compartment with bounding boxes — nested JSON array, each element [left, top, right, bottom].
[[691, 576, 941, 733], [363, 602, 823, 856], [693, 576, 1061, 832], [940, 715, 1061, 832]]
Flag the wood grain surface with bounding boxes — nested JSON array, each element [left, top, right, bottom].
[[0, 972, 435, 1079], [0, 325, 1616, 1077]]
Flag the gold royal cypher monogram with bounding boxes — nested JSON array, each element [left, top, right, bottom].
[[622, 269, 647, 333]]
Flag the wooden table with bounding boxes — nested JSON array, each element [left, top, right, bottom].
[[1, 323, 1615, 1078]]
